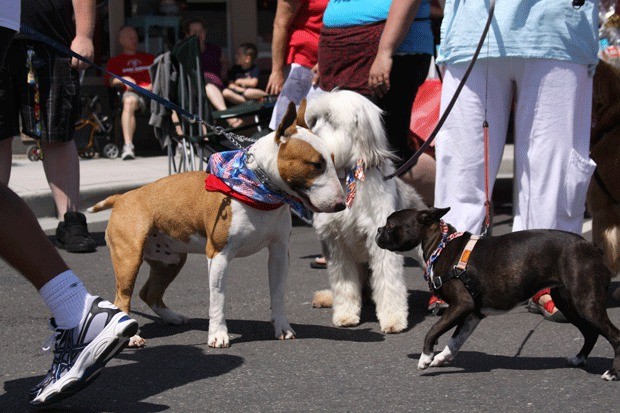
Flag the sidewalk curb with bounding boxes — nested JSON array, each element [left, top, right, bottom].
[[23, 183, 145, 220]]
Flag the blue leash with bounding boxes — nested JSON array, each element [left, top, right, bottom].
[[19, 23, 200, 125]]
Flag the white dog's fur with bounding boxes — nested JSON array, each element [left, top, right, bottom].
[[305, 90, 426, 333]]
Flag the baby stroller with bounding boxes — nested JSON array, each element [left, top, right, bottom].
[[26, 94, 118, 161]]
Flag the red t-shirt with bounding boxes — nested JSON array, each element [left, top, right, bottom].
[[104, 52, 155, 88], [287, 0, 328, 68]]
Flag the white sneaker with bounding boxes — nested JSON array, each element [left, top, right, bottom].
[[121, 144, 135, 160], [29, 297, 138, 406]]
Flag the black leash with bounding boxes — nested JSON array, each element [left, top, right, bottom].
[[385, 0, 496, 180]]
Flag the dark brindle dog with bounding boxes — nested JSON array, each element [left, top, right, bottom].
[[376, 207, 620, 381]]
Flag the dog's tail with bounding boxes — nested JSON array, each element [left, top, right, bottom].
[[87, 194, 122, 213]]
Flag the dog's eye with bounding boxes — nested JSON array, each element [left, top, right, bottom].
[[307, 160, 325, 171]]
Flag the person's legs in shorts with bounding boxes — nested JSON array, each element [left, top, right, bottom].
[[0, 32, 138, 405], [14, 41, 95, 252]]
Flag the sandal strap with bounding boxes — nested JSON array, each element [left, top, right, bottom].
[[532, 287, 551, 303]]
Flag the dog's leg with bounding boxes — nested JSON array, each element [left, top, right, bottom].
[[327, 244, 364, 327], [368, 247, 408, 333], [268, 241, 296, 340], [553, 286, 620, 381], [141, 256, 189, 326], [207, 252, 232, 348], [419, 291, 474, 370], [430, 313, 482, 367]]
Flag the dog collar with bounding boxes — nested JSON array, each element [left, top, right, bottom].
[[206, 149, 305, 215], [424, 220, 463, 287]]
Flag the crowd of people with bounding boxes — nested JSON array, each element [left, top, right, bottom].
[[1, 0, 618, 407]]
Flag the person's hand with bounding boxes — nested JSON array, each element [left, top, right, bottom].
[[70, 35, 94, 71], [266, 70, 285, 95], [368, 51, 392, 98]]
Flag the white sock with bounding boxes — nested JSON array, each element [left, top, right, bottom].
[[39, 270, 94, 329]]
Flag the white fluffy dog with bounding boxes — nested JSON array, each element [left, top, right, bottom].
[[305, 90, 426, 333]]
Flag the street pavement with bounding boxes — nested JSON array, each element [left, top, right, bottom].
[[0, 153, 619, 412]]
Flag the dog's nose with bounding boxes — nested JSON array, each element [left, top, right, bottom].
[[334, 202, 346, 212]]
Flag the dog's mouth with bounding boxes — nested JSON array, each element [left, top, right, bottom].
[[294, 188, 346, 213]]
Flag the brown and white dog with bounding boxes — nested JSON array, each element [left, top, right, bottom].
[[89, 102, 345, 348], [588, 60, 620, 301], [376, 207, 620, 381]]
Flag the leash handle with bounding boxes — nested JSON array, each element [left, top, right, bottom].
[[385, 0, 496, 180]]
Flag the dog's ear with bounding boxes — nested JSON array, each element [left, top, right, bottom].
[[422, 207, 450, 223], [296, 98, 309, 129], [275, 102, 297, 143]]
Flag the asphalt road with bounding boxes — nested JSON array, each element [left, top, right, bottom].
[[1, 211, 619, 412]]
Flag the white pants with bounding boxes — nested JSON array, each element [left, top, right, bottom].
[[435, 58, 596, 235], [269, 63, 322, 130]]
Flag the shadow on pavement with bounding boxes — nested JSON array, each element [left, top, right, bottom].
[[0, 345, 243, 412], [136, 317, 386, 345], [406, 351, 612, 378]]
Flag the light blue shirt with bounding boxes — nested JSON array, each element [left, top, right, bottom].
[[323, 0, 434, 55], [436, 0, 599, 68]]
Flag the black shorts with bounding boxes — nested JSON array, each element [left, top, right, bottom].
[[0, 39, 81, 143]]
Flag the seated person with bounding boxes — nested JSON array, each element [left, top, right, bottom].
[[222, 43, 267, 105], [184, 18, 243, 128], [104, 26, 154, 160]]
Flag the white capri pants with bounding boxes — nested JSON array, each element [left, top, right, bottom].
[[269, 63, 322, 130], [435, 58, 596, 235]]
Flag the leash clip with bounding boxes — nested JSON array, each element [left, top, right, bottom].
[[432, 276, 443, 290]]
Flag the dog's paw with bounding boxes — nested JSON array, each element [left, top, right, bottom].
[[152, 306, 190, 325], [601, 370, 619, 381], [128, 334, 146, 348], [312, 289, 333, 308], [379, 314, 407, 334], [272, 318, 296, 340], [430, 347, 453, 367], [566, 355, 587, 367], [333, 312, 360, 327], [208, 331, 230, 348], [418, 353, 434, 370]]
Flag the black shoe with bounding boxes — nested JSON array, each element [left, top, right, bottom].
[[55, 212, 96, 253]]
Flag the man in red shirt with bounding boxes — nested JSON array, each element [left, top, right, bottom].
[[105, 26, 155, 160]]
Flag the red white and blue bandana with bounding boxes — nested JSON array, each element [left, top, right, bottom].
[[205, 149, 305, 215]]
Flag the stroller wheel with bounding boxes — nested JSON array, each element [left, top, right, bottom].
[[102, 143, 119, 159], [26, 145, 40, 162]]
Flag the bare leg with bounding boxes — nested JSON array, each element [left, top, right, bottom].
[[243, 88, 267, 101], [40, 140, 80, 219], [0, 183, 68, 289], [205, 84, 243, 127], [121, 95, 140, 146], [222, 88, 247, 105], [0, 137, 13, 185]]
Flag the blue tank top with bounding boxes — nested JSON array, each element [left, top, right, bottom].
[[323, 0, 434, 55]]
